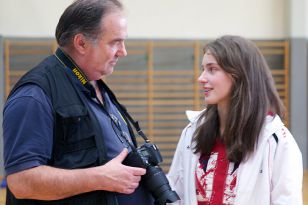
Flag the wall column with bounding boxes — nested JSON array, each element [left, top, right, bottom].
[[0, 36, 4, 175], [289, 0, 308, 169]]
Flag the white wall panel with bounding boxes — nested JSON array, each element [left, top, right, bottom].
[[0, 0, 287, 39], [0, 0, 72, 37]]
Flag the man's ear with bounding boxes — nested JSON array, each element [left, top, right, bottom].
[[72, 33, 88, 54]]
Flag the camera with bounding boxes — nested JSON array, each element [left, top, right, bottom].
[[123, 142, 180, 205], [107, 102, 180, 204]]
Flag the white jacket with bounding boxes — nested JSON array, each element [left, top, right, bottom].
[[167, 111, 303, 205]]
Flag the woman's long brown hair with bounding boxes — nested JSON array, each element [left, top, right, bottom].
[[193, 35, 285, 164]]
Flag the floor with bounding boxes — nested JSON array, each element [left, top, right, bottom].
[[304, 170, 308, 205], [0, 171, 307, 204]]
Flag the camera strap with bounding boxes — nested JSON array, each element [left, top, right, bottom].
[[99, 82, 150, 143], [54, 48, 95, 94], [55, 48, 150, 145]]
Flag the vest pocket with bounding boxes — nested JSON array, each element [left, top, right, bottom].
[[56, 137, 98, 169], [54, 105, 99, 169], [55, 104, 91, 142]]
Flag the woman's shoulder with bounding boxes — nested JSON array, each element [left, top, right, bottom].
[[263, 115, 285, 136], [263, 115, 299, 147]]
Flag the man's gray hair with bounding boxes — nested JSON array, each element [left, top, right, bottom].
[[55, 0, 123, 47]]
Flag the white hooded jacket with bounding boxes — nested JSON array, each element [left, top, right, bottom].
[[167, 111, 303, 205]]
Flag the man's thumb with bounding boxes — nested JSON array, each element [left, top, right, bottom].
[[114, 148, 128, 163]]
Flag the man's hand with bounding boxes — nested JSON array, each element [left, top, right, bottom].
[[6, 149, 147, 200], [93, 148, 146, 194]]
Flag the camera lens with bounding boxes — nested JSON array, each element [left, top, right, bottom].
[[143, 166, 180, 204], [123, 143, 180, 204]]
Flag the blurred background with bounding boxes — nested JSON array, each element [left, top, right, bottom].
[[0, 0, 307, 203]]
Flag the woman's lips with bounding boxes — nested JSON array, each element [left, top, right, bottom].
[[204, 88, 212, 97]]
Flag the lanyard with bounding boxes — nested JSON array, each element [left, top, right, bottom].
[[55, 48, 88, 85]]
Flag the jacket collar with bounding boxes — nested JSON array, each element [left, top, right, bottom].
[[185, 110, 204, 123]]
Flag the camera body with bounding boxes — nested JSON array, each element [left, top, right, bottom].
[[124, 142, 180, 205], [124, 143, 162, 168]]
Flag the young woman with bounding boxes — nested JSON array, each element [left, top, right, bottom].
[[167, 35, 303, 205]]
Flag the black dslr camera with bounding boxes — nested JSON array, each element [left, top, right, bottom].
[[107, 97, 180, 204], [124, 142, 180, 205]]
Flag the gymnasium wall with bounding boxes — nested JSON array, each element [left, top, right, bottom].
[[1, 0, 288, 38], [0, 0, 307, 174]]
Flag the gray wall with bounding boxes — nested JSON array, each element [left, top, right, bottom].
[[0, 37, 307, 174], [290, 38, 308, 169], [0, 36, 4, 176]]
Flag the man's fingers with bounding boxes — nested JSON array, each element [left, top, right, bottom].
[[114, 148, 128, 163], [113, 149, 146, 176], [129, 167, 146, 176], [122, 182, 139, 194]]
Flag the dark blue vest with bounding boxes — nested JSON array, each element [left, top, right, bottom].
[[6, 55, 118, 205]]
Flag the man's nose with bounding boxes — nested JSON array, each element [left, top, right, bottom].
[[118, 43, 127, 57]]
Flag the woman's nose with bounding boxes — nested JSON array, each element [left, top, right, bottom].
[[198, 71, 207, 83]]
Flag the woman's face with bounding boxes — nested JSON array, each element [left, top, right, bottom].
[[198, 51, 233, 109]]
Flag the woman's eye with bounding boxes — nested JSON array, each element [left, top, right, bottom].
[[208, 67, 215, 72]]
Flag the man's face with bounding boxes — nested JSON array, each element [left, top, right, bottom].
[[84, 12, 127, 80]]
